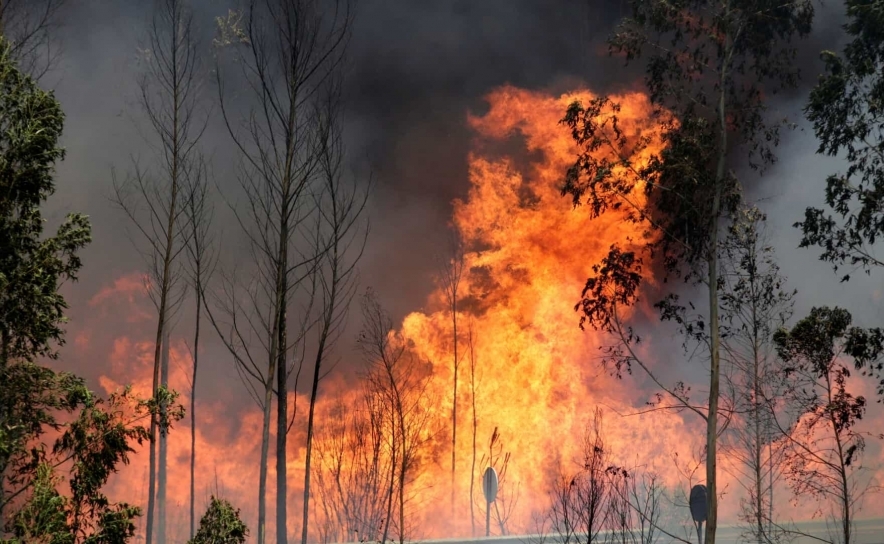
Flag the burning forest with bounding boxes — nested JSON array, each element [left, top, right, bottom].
[[2, 1, 884, 544]]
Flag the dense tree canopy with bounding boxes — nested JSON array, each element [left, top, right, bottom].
[[800, 0, 884, 281], [0, 37, 90, 366]]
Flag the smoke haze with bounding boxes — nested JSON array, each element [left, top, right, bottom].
[[29, 0, 884, 541]]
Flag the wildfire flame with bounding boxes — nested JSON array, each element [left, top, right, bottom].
[[78, 85, 883, 543]]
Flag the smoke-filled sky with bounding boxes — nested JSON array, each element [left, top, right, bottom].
[[33, 0, 884, 541]]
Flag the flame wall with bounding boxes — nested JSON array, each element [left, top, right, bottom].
[[66, 85, 883, 543]]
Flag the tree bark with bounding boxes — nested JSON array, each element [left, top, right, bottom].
[[158, 328, 170, 544], [705, 24, 731, 544], [277, 289, 288, 544], [190, 282, 200, 541]]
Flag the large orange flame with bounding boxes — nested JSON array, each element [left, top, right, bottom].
[[393, 86, 700, 537], [76, 85, 884, 543]]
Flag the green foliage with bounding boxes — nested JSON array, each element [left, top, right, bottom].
[[773, 306, 881, 527], [800, 0, 884, 280], [774, 307, 869, 447], [0, 40, 186, 543], [0, 36, 91, 366], [5, 463, 73, 544], [0, 362, 90, 505], [188, 496, 249, 544], [1, 385, 166, 544], [562, 0, 814, 375], [59, 387, 150, 542]]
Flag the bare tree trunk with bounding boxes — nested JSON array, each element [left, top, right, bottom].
[[259, 353, 277, 544], [190, 285, 200, 540], [451, 312, 457, 516], [705, 21, 733, 544], [358, 292, 430, 544], [211, 3, 353, 541], [302, 331, 326, 544], [753, 334, 764, 544], [158, 328, 170, 544], [705, 137, 722, 544], [438, 240, 463, 519], [468, 322, 478, 537], [381, 413, 396, 544], [184, 155, 214, 543], [277, 272, 289, 544], [112, 2, 203, 540], [827, 375, 852, 544]]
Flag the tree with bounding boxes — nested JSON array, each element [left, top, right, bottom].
[[111, 1, 206, 541], [718, 208, 794, 544], [799, 0, 884, 281], [772, 307, 881, 544], [0, 0, 69, 79], [357, 290, 432, 544], [467, 319, 479, 536], [5, 463, 72, 544], [561, 0, 813, 541], [437, 236, 465, 518], [183, 157, 216, 542], [212, 2, 352, 541], [0, 35, 90, 519], [312, 388, 392, 543], [188, 496, 248, 544], [2, 383, 183, 544], [605, 466, 665, 544], [798, 0, 884, 399], [546, 409, 609, 544], [300, 70, 368, 544]]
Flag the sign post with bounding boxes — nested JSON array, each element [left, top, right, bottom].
[[689, 484, 708, 544], [482, 467, 499, 537]]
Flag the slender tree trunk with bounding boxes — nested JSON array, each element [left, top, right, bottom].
[[277, 291, 288, 544], [381, 407, 396, 544], [302, 335, 327, 544], [146, 8, 182, 539], [0, 330, 8, 521], [398, 438, 406, 544], [705, 171, 722, 544], [147, 276, 172, 544], [827, 374, 851, 544], [190, 280, 201, 541], [754, 349, 764, 544], [146, 326, 160, 544], [158, 328, 170, 544], [395, 391, 407, 544], [705, 26, 731, 544], [303, 259, 340, 544], [469, 328, 478, 537], [450, 306, 458, 518], [258, 359, 276, 544], [750, 263, 764, 544]]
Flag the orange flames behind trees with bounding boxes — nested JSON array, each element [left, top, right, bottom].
[[79, 85, 883, 543]]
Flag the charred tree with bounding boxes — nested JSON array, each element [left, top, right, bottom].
[[468, 319, 479, 536], [719, 208, 794, 544], [183, 156, 216, 541], [211, 2, 352, 542], [438, 236, 464, 518], [301, 69, 368, 544], [111, 1, 205, 541], [0, 0, 68, 78], [357, 290, 432, 544]]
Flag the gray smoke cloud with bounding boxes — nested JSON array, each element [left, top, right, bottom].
[[33, 0, 884, 533]]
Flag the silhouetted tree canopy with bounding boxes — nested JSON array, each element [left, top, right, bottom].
[[800, 0, 884, 281]]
